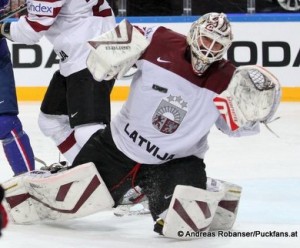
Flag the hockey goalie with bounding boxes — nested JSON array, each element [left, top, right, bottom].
[[1, 13, 281, 240]]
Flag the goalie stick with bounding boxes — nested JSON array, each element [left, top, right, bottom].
[[0, 3, 27, 22]]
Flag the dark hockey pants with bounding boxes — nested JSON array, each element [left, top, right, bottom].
[[72, 126, 207, 220]]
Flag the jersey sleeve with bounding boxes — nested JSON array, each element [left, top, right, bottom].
[[95, 0, 116, 32], [10, 0, 65, 44]]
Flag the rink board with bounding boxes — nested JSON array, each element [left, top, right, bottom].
[[6, 14, 300, 101]]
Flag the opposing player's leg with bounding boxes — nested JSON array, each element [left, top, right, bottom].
[[2, 162, 114, 224], [0, 40, 35, 175], [0, 116, 35, 175]]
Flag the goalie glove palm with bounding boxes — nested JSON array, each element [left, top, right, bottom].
[[214, 65, 281, 131]]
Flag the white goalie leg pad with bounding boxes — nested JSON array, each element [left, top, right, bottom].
[[2, 171, 49, 224], [162, 184, 225, 239], [213, 65, 281, 131], [87, 19, 150, 81], [2, 162, 114, 224], [208, 178, 242, 230]]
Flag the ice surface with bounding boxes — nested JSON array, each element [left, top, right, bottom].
[[0, 102, 299, 248]]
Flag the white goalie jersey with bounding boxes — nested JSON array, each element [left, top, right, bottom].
[[9, 0, 116, 76], [107, 26, 280, 165], [85, 22, 280, 164]]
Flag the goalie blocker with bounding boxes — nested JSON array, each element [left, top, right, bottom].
[[2, 163, 114, 224], [87, 19, 150, 82]]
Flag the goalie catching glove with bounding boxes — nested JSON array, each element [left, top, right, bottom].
[[87, 19, 150, 81], [213, 65, 281, 131]]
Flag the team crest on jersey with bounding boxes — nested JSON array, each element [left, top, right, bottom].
[[152, 95, 188, 134]]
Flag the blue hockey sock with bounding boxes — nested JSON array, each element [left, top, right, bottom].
[[0, 116, 35, 175]]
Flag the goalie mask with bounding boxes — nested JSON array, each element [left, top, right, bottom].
[[187, 12, 233, 76]]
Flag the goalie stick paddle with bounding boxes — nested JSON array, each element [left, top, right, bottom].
[[0, 3, 27, 22]]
